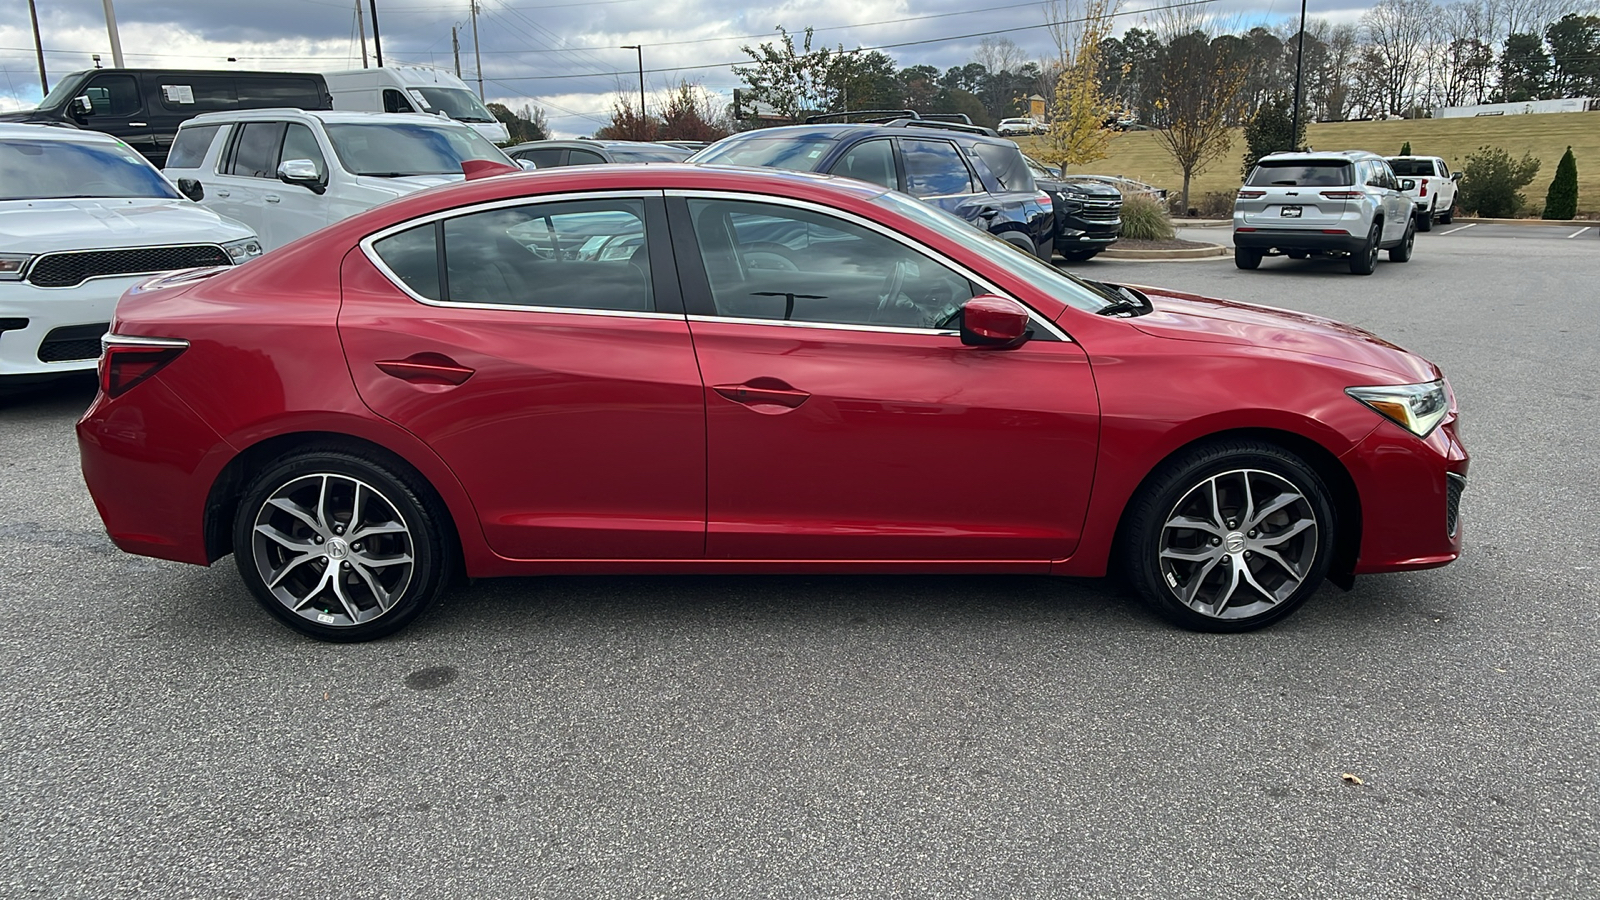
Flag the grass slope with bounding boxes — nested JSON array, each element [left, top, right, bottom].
[[1019, 111, 1600, 216]]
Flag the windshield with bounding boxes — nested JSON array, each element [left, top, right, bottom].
[[1246, 160, 1354, 187], [0, 138, 178, 201], [872, 191, 1113, 314], [38, 73, 89, 111], [325, 122, 510, 176], [693, 136, 836, 172], [608, 146, 692, 163], [410, 87, 496, 124]]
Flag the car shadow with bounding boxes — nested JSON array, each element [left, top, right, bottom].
[[0, 372, 98, 414]]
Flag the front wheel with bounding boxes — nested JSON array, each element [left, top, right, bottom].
[[1119, 441, 1337, 632], [1234, 246, 1263, 270], [233, 449, 454, 642], [1389, 216, 1416, 262]]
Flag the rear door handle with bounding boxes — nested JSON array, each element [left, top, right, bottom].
[[713, 380, 810, 410], [376, 353, 475, 386]]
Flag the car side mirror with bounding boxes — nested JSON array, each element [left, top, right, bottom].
[[1399, 178, 1416, 191], [1451, 172, 1462, 182], [71, 95, 93, 117], [176, 178, 204, 202], [277, 158, 327, 195], [959, 295, 1031, 349], [517, 159, 538, 171]]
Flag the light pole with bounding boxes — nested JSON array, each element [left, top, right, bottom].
[[101, 0, 125, 68], [1290, 0, 1307, 150], [620, 45, 645, 121]]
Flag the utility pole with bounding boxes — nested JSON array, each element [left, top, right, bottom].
[[27, 0, 47, 95], [620, 44, 644, 121], [1290, 0, 1307, 151], [368, 0, 383, 67], [452, 26, 461, 78], [355, 0, 369, 68], [470, 0, 484, 100], [101, 0, 125, 68]]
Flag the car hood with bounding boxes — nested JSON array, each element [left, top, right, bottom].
[[349, 173, 465, 200], [1121, 285, 1439, 383], [0, 197, 256, 253], [1053, 178, 1122, 198]]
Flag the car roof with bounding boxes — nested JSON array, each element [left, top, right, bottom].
[[717, 122, 1009, 146], [505, 139, 687, 152], [0, 122, 121, 143], [181, 108, 460, 127], [1259, 150, 1382, 162]]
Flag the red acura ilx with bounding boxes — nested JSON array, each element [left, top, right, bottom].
[[77, 165, 1467, 641]]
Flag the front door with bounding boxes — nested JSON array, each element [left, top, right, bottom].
[[339, 193, 707, 561], [668, 194, 1100, 563]]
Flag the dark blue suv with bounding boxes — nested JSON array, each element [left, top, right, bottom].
[[691, 121, 1053, 260]]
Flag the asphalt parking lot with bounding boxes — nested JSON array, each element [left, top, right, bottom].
[[2, 229, 1596, 898]]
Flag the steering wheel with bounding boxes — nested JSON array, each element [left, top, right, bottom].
[[741, 242, 799, 272], [873, 259, 908, 321]]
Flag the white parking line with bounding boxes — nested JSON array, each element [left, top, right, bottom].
[[1438, 223, 1477, 235], [1568, 227, 1592, 239]]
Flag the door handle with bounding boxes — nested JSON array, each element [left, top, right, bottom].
[[129, 122, 147, 127], [265, 194, 281, 203], [376, 353, 475, 386], [214, 189, 230, 198], [713, 380, 810, 410], [977, 206, 1000, 220]]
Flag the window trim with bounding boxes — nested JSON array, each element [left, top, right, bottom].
[[358, 189, 683, 320], [662, 189, 1069, 342]]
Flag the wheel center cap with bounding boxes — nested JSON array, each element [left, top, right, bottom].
[[1224, 532, 1247, 554], [325, 538, 349, 560]]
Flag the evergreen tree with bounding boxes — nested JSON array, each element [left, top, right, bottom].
[[1241, 94, 1304, 179], [1400, 140, 1412, 156], [1543, 146, 1579, 220]]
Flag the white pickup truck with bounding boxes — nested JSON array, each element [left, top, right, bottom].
[[1385, 155, 1460, 231]]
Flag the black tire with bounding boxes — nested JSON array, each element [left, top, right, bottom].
[[1389, 216, 1415, 262], [1348, 221, 1381, 275], [1119, 440, 1337, 632], [1440, 203, 1454, 224], [1234, 246, 1263, 270], [1415, 207, 1432, 232], [1285, 250, 1309, 260], [1060, 249, 1101, 262], [233, 448, 454, 642]]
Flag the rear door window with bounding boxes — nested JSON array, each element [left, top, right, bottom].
[[1246, 160, 1354, 187], [899, 138, 977, 196], [971, 142, 1033, 191], [567, 148, 607, 165], [827, 139, 896, 190], [238, 77, 323, 109], [158, 77, 236, 112], [513, 147, 564, 168], [442, 200, 653, 311]]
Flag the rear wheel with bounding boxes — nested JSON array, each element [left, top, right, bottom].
[[233, 449, 454, 642], [1389, 217, 1415, 262], [1440, 203, 1454, 224], [1348, 221, 1381, 275], [1234, 246, 1263, 270], [1120, 440, 1336, 632]]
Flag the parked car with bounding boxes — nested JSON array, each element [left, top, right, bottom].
[[504, 139, 693, 168], [1024, 155, 1123, 261], [78, 163, 1467, 642], [0, 124, 258, 383], [997, 118, 1035, 136], [691, 122, 1053, 259], [163, 108, 518, 250], [1233, 151, 1417, 275], [1385, 155, 1460, 231], [324, 65, 509, 143], [0, 68, 331, 167]]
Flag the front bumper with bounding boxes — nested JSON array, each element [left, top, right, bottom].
[[1343, 412, 1469, 574], [1233, 228, 1368, 254], [0, 276, 147, 377]]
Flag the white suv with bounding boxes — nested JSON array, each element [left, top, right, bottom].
[[0, 124, 258, 383], [1233, 151, 1416, 275], [1385, 155, 1459, 231], [163, 109, 518, 251]]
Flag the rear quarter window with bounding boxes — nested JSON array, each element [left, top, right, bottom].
[[971, 142, 1034, 191], [1246, 161, 1354, 187], [166, 124, 221, 169]]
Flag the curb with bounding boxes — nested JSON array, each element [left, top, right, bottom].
[[1171, 219, 1232, 228], [1099, 243, 1230, 260]]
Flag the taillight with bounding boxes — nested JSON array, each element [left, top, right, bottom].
[[1420, 178, 1428, 197], [99, 335, 189, 398], [1320, 191, 1363, 199], [1035, 190, 1052, 209], [1237, 190, 1265, 199]]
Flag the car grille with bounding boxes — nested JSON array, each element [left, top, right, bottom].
[[1079, 199, 1122, 222], [25, 245, 231, 288], [37, 323, 109, 362], [1445, 473, 1465, 537]]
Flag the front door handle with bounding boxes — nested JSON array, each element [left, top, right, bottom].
[[265, 194, 281, 204], [214, 189, 230, 198], [376, 353, 475, 386], [713, 379, 810, 410]]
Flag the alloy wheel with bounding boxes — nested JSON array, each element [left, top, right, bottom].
[[1157, 468, 1320, 620], [249, 473, 415, 627]]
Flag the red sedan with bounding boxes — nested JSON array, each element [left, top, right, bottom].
[[77, 165, 1468, 641]]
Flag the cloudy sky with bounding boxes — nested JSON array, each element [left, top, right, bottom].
[[2, 0, 1366, 136]]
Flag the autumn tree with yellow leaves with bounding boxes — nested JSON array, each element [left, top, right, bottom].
[[1039, 0, 1122, 170]]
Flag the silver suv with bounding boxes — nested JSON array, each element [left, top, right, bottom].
[[1233, 151, 1416, 275]]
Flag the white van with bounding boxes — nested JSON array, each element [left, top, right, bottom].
[[323, 66, 509, 143]]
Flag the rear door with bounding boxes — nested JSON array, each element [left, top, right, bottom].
[[1240, 159, 1354, 228]]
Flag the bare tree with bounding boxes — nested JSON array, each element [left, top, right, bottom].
[[974, 36, 1027, 77], [1150, 31, 1249, 212], [1361, 0, 1437, 115]]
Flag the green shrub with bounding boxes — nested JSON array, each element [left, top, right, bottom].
[[1543, 146, 1578, 219], [1196, 190, 1235, 218], [1400, 140, 1412, 155], [1121, 192, 1176, 240], [1458, 145, 1541, 218]]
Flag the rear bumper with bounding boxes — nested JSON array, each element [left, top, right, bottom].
[[1233, 229, 1367, 253]]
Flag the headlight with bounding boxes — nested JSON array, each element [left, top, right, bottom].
[[222, 238, 263, 264], [1346, 380, 1450, 437], [0, 253, 33, 280]]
